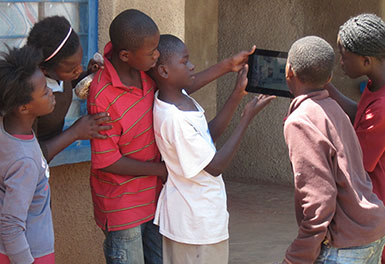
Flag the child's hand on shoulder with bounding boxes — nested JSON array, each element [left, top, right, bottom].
[[226, 45, 256, 73], [72, 112, 112, 140], [87, 52, 104, 74], [242, 94, 275, 121]]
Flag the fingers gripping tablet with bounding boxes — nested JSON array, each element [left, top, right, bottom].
[[246, 48, 293, 98]]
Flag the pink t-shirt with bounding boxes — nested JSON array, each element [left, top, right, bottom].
[[0, 252, 54, 264]]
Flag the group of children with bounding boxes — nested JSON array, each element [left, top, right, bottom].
[[1, 7, 385, 264]]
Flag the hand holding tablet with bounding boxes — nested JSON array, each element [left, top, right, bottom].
[[246, 48, 293, 98]]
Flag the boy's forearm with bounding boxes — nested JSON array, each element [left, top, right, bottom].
[[185, 58, 231, 95], [39, 127, 78, 162], [209, 91, 244, 142], [101, 156, 167, 177], [204, 116, 251, 176], [325, 83, 357, 123]]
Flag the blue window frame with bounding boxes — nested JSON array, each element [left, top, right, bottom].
[[0, 0, 98, 166]]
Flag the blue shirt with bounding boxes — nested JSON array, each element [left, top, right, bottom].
[[0, 117, 54, 263]]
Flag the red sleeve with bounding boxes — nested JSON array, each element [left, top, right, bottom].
[[88, 90, 123, 170], [355, 99, 385, 172]]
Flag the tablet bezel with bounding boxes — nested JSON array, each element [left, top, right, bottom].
[[246, 48, 293, 98]]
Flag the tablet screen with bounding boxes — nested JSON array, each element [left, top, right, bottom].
[[246, 48, 293, 98]]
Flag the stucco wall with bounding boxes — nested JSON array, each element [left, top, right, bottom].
[[217, 0, 383, 184], [50, 162, 104, 263], [185, 0, 219, 120], [98, 0, 185, 52]]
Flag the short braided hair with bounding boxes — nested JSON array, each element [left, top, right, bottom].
[[288, 36, 335, 86], [338, 13, 385, 58]]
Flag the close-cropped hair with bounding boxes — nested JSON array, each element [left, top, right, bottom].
[[157, 34, 185, 65], [288, 36, 335, 86], [0, 45, 42, 116], [109, 9, 159, 52], [339, 13, 385, 59], [27, 16, 80, 69]]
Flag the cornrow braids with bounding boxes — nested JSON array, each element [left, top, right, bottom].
[[338, 13, 385, 58]]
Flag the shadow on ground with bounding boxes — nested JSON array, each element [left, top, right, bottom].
[[227, 180, 297, 264]]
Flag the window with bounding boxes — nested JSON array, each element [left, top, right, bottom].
[[0, 0, 98, 166]]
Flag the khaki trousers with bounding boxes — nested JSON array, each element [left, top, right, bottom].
[[163, 236, 229, 264]]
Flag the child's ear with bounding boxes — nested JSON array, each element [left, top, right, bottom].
[[158, 64, 168, 79], [40, 66, 49, 76], [119, 50, 131, 62], [286, 63, 294, 80], [363, 56, 371, 67], [325, 73, 333, 84], [17, 104, 29, 115]]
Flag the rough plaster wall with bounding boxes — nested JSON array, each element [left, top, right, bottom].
[[98, 0, 185, 52], [50, 162, 104, 264], [185, 0, 218, 121], [218, 0, 382, 184]]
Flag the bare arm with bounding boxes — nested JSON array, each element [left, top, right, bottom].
[[185, 46, 256, 95], [208, 65, 248, 142], [324, 82, 358, 123], [205, 94, 274, 176], [40, 112, 112, 162], [101, 157, 167, 182]]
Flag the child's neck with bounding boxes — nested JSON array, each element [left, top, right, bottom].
[[110, 53, 142, 89], [367, 63, 385, 92], [158, 85, 197, 111], [292, 83, 324, 97], [158, 85, 184, 104], [3, 114, 35, 135]]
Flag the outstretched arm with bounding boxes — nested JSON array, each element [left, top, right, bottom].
[[205, 94, 274, 176], [324, 82, 357, 123], [39, 112, 112, 162], [185, 46, 256, 94], [208, 65, 248, 142]]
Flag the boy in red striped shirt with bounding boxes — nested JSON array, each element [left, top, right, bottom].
[[88, 9, 254, 264]]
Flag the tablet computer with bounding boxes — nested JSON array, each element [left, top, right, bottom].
[[246, 48, 293, 98]]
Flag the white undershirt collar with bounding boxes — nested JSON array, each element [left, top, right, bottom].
[[46, 76, 64, 93]]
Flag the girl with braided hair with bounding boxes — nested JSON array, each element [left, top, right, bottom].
[[326, 13, 385, 263], [27, 16, 111, 162]]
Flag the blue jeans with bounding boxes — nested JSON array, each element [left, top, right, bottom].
[[103, 221, 162, 264], [315, 236, 385, 264]]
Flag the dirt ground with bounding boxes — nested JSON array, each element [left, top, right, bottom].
[[226, 180, 297, 264]]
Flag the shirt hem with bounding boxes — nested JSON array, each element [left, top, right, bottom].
[[160, 229, 229, 245]]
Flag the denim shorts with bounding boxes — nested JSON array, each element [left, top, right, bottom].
[[315, 236, 385, 264], [103, 221, 162, 264]]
